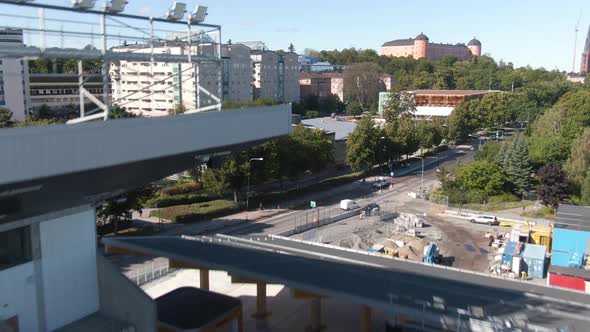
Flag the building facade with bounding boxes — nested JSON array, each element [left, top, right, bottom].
[[250, 49, 300, 103], [110, 38, 229, 117], [300, 73, 395, 102], [581, 25, 590, 73], [221, 43, 253, 102], [378, 89, 497, 120], [28, 73, 104, 111], [0, 29, 28, 122], [381, 33, 481, 60]]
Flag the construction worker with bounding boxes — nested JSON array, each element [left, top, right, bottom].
[[521, 271, 527, 280]]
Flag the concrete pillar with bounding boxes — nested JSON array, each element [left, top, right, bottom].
[[310, 298, 322, 332], [200, 268, 209, 290], [360, 305, 371, 332], [253, 282, 270, 319]]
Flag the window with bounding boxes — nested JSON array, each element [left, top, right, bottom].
[[0, 226, 32, 271]]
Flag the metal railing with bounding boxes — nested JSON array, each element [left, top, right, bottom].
[[124, 259, 178, 286]]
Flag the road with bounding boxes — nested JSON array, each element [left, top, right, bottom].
[[211, 146, 475, 236]]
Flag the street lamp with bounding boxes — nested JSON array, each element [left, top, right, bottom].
[[104, 0, 128, 13], [189, 5, 208, 24], [415, 156, 425, 190], [72, 0, 96, 9], [166, 2, 187, 21], [246, 158, 264, 215]]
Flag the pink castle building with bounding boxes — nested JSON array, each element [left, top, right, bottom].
[[381, 33, 481, 60]]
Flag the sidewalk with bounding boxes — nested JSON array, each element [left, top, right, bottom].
[[445, 205, 553, 226]]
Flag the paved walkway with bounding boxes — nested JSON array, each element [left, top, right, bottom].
[[445, 204, 553, 226]]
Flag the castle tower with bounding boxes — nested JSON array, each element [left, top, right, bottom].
[[582, 25, 590, 73], [468, 37, 482, 57], [413, 32, 429, 59]]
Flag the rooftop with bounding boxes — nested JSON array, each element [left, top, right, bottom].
[[301, 117, 357, 140], [555, 204, 590, 232], [412, 89, 498, 97], [549, 265, 590, 280], [156, 287, 241, 330], [382, 38, 414, 47]]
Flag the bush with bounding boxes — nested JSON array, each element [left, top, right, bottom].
[[488, 193, 519, 204], [151, 200, 240, 223], [144, 192, 211, 208], [305, 110, 321, 119], [163, 182, 203, 196]]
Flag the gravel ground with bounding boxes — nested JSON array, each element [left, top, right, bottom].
[[293, 209, 507, 273]]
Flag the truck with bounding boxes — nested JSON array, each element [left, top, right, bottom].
[[340, 199, 359, 211]]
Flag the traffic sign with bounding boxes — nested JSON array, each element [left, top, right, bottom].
[[310, 201, 316, 208]]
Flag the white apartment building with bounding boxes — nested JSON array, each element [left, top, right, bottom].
[[0, 29, 28, 122], [250, 49, 300, 103], [110, 37, 222, 117]]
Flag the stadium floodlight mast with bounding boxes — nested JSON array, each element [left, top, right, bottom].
[[71, 0, 96, 9], [104, 0, 127, 13], [166, 1, 186, 21], [189, 5, 207, 24]]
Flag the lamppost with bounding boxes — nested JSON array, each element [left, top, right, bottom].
[[246, 158, 264, 215], [415, 156, 424, 190]]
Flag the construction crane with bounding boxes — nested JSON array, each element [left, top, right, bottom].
[[573, 10, 583, 73]]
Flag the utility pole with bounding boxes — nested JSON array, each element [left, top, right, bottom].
[[573, 10, 583, 73]]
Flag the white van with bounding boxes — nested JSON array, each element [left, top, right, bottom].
[[340, 199, 359, 211], [469, 215, 499, 226]]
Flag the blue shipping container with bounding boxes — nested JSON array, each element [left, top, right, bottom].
[[521, 243, 547, 279], [551, 228, 590, 268], [502, 241, 521, 265]]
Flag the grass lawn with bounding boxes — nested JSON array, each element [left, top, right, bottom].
[[454, 200, 535, 212], [103, 225, 161, 237], [521, 206, 556, 220], [150, 200, 240, 223]]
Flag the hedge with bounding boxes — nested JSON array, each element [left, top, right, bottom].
[[150, 200, 240, 223], [145, 192, 212, 208], [162, 182, 203, 196]]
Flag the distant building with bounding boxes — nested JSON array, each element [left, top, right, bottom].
[[299, 72, 344, 101], [249, 49, 300, 103], [299, 55, 345, 73], [300, 72, 395, 102], [221, 43, 253, 102], [581, 25, 590, 73], [28, 73, 104, 111], [378, 89, 498, 120], [0, 29, 28, 121], [381, 32, 481, 60]]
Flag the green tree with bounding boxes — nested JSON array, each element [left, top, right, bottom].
[[475, 141, 502, 162], [537, 163, 569, 209], [455, 161, 508, 198], [302, 94, 320, 111], [291, 125, 334, 174], [288, 43, 295, 53], [170, 103, 187, 115], [109, 105, 137, 119], [222, 157, 248, 203], [565, 128, 590, 188], [386, 114, 418, 158], [346, 116, 380, 172], [528, 136, 570, 165], [0, 108, 13, 128], [343, 62, 385, 110], [504, 134, 532, 196], [382, 92, 416, 123], [346, 101, 363, 117], [96, 185, 155, 234], [318, 95, 339, 114], [202, 168, 227, 197]]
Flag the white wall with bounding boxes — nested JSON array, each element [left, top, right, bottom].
[[0, 262, 39, 332], [40, 208, 99, 330]]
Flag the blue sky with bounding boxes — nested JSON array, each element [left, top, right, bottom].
[[14, 1, 590, 71]]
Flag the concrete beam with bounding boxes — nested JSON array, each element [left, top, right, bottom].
[[103, 245, 146, 256], [200, 268, 210, 290], [230, 274, 259, 284], [360, 305, 371, 332], [169, 259, 208, 270], [252, 282, 271, 319], [291, 288, 322, 299]]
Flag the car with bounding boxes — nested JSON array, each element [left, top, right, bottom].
[[469, 215, 499, 226], [361, 203, 380, 216], [372, 180, 389, 189]]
